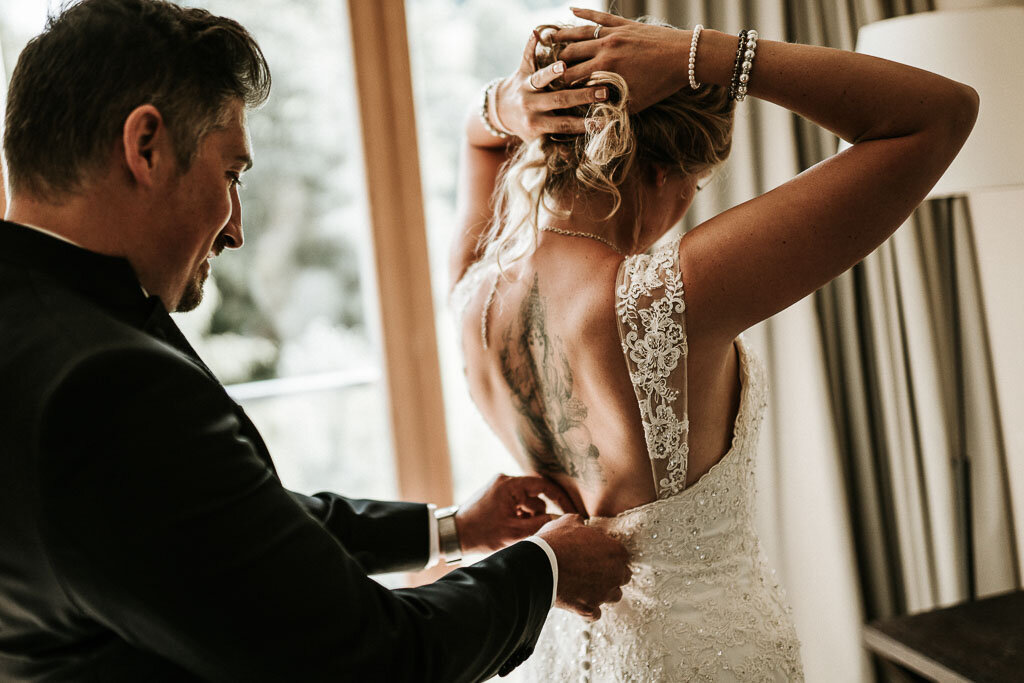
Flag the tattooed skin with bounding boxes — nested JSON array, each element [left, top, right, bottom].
[[499, 274, 604, 487]]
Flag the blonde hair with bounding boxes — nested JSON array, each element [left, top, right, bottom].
[[481, 18, 736, 269]]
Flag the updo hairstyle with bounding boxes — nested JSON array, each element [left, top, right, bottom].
[[482, 17, 735, 268]]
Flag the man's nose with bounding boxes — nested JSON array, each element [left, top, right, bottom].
[[222, 189, 244, 249]]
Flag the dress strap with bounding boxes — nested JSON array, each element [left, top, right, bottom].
[[614, 237, 690, 499]]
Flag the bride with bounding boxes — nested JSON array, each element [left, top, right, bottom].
[[450, 8, 976, 680]]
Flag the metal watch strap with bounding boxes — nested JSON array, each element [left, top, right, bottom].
[[434, 505, 462, 565]]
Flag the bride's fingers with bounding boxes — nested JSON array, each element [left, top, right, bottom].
[[550, 24, 614, 43], [518, 29, 540, 74], [529, 85, 607, 113], [570, 7, 630, 26], [536, 114, 587, 135], [526, 59, 566, 92], [562, 59, 601, 87], [558, 38, 602, 64]]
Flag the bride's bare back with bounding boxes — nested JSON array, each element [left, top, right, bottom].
[[460, 234, 740, 517], [452, 10, 976, 519]]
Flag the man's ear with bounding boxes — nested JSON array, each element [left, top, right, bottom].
[[121, 104, 167, 188]]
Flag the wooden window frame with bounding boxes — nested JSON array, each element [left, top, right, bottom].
[[347, 0, 453, 511]]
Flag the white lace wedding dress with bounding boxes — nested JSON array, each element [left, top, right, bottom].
[[452, 237, 803, 682]]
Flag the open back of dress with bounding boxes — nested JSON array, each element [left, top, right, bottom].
[[453, 238, 803, 681]]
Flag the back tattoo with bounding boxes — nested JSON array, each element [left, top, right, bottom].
[[499, 274, 604, 487]]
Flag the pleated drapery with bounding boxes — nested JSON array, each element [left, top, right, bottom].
[[605, 1, 1021, 681]]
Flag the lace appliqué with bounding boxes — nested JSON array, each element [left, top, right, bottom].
[[615, 237, 689, 499]]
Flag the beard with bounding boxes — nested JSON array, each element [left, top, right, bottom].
[[175, 260, 210, 313]]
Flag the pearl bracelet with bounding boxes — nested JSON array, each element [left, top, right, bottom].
[[732, 30, 759, 101], [479, 78, 511, 139], [688, 24, 703, 90]]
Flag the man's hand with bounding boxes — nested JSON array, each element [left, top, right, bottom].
[[455, 474, 577, 554], [536, 514, 631, 621]]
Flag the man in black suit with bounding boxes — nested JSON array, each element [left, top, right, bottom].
[[0, 1, 630, 681]]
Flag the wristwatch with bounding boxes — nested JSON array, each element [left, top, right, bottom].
[[434, 505, 462, 565]]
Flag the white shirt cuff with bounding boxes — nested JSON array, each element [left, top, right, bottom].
[[523, 536, 558, 610], [426, 503, 440, 568]]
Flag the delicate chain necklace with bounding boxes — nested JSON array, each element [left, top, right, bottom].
[[540, 226, 626, 256]]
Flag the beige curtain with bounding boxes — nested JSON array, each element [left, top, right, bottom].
[[608, 1, 1021, 682]]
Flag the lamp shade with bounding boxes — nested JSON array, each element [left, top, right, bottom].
[[840, 8, 1024, 198]]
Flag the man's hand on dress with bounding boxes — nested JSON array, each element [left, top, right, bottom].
[[537, 514, 631, 621], [455, 473, 577, 554]]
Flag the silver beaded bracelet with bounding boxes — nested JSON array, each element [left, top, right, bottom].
[[688, 24, 704, 90], [479, 78, 511, 139], [734, 29, 759, 101]]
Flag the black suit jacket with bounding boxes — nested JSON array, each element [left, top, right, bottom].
[[0, 221, 551, 682]]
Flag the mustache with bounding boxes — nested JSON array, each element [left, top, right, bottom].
[[211, 236, 231, 257]]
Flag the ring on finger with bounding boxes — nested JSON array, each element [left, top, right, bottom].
[[593, 25, 601, 39], [527, 72, 540, 91]]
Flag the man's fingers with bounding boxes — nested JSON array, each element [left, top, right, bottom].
[[513, 513, 555, 535], [516, 476, 575, 513], [620, 566, 633, 585], [517, 496, 546, 517], [606, 587, 624, 603], [570, 7, 630, 26]]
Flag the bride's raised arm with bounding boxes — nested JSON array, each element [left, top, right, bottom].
[[449, 31, 607, 291], [557, 8, 978, 346]]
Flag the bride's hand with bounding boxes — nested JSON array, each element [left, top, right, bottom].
[[555, 8, 691, 112], [491, 29, 609, 142]]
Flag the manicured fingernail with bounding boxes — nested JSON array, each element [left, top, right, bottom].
[[595, 87, 607, 100], [553, 61, 565, 74]]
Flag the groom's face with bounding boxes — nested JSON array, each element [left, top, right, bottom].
[[161, 100, 251, 312]]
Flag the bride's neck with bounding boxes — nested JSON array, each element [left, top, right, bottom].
[[545, 184, 666, 254]]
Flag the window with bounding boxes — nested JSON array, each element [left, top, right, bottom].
[[405, 0, 603, 500]]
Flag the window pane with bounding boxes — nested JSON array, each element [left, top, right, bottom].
[[236, 383, 397, 500], [176, 0, 396, 497], [177, 0, 379, 387], [406, 0, 603, 501]]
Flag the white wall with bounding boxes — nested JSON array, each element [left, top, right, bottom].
[[965, 188, 1024, 576]]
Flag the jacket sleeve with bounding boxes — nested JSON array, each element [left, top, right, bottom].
[[289, 491, 432, 575], [36, 345, 551, 682]]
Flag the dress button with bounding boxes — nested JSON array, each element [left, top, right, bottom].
[[581, 660, 591, 671]]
